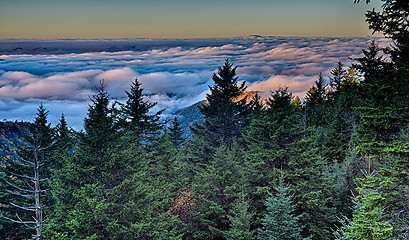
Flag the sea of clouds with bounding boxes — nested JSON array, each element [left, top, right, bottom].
[[0, 36, 390, 129]]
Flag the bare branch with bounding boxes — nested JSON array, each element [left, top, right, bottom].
[[38, 141, 56, 152], [4, 189, 34, 199], [23, 179, 35, 191], [7, 160, 33, 168], [9, 202, 36, 212], [19, 156, 36, 165], [4, 170, 36, 181], [3, 214, 36, 226], [1, 178, 35, 193]]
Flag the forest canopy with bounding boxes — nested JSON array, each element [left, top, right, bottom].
[[1, 0, 408, 239]]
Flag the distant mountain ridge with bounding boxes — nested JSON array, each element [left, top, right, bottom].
[[0, 121, 28, 164]]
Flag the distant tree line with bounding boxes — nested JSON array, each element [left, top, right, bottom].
[[1, 0, 408, 239]]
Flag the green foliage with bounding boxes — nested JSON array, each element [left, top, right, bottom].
[[346, 183, 393, 240], [287, 128, 337, 240], [224, 197, 255, 240], [257, 174, 308, 240], [305, 73, 329, 126], [191, 144, 249, 239], [192, 59, 250, 154], [169, 117, 185, 147], [245, 87, 301, 183], [119, 77, 163, 138], [3, 5, 409, 237]]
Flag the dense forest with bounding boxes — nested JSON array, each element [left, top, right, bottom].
[[1, 0, 408, 239]]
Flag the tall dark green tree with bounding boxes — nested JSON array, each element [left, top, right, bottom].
[[224, 196, 255, 240], [46, 82, 118, 239], [192, 59, 250, 156], [191, 144, 249, 239], [305, 73, 329, 126], [258, 174, 309, 240], [348, 1, 409, 238], [325, 65, 362, 163], [169, 117, 185, 147], [244, 87, 303, 224], [120, 78, 163, 138], [329, 61, 347, 96], [245, 87, 300, 179], [287, 128, 336, 240]]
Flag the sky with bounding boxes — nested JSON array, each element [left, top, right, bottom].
[[0, 36, 391, 129], [0, 0, 382, 38], [0, 1, 388, 129]]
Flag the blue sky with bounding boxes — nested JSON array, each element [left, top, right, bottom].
[[0, 0, 381, 38]]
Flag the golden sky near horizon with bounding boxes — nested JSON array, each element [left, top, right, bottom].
[[0, 0, 382, 38]]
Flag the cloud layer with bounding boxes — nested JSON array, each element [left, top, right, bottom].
[[0, 36, 388, 129]]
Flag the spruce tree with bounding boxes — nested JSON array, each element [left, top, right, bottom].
[[287, 128, 336, 240], [329, 61, 347, 96], [305, 73, 330, 127], [325, 66, 361, 163], [258, 175, 308, 240], [224, 197, 255, 240], [169, 117, 184, 147], [245, 87, 301, 190], [121, 77, 163, 139], [46, 82, 118, 239], [192, 59, 250, 156], [192, 144, 248, 239], [350, 1, 409, 238]]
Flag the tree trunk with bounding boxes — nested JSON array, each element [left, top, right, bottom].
[[34, 145, 43, 240]]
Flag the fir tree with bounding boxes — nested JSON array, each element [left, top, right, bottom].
[[169, 117, 184, 147], [329, 61, 347, 96], [192, 59, 250, 156], [46, 82, 118, 239], [121, 78, 163, 139], [258, 174, 308, 240], [192, 144, 248, 239], [350, 1, 409, 238], [287, 128, 336, 240], [305, 73, 329, 126], [224, 196, 255, 240]]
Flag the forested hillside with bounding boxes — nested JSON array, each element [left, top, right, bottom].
[[1, 0, 408, 239], [0, 121, 28, 162]]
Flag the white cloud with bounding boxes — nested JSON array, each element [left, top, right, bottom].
[[0, 36, 389, 127], [248, 75, 317, 98]]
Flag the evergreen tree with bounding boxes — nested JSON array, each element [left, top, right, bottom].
[[245, 87, 301, 186], [258, 174, 308, 240], [192, 144, 248, 239], [325, 66, 361, 163], [287, 128, 336, 240], [43, 113, 77, 239], [345, 171, 394, 240], [249, 92, 264, 116], [305, 73, 329, 126], [243, 87, 303, 225], [120, 78, 163, 138], [224, 196, 255, 240], [329, 61, 347, 96], [169, 117, 184, 147], [350, 1, 409, 238], [46, 82, 118, 239], [192, 59, 250, 157]]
